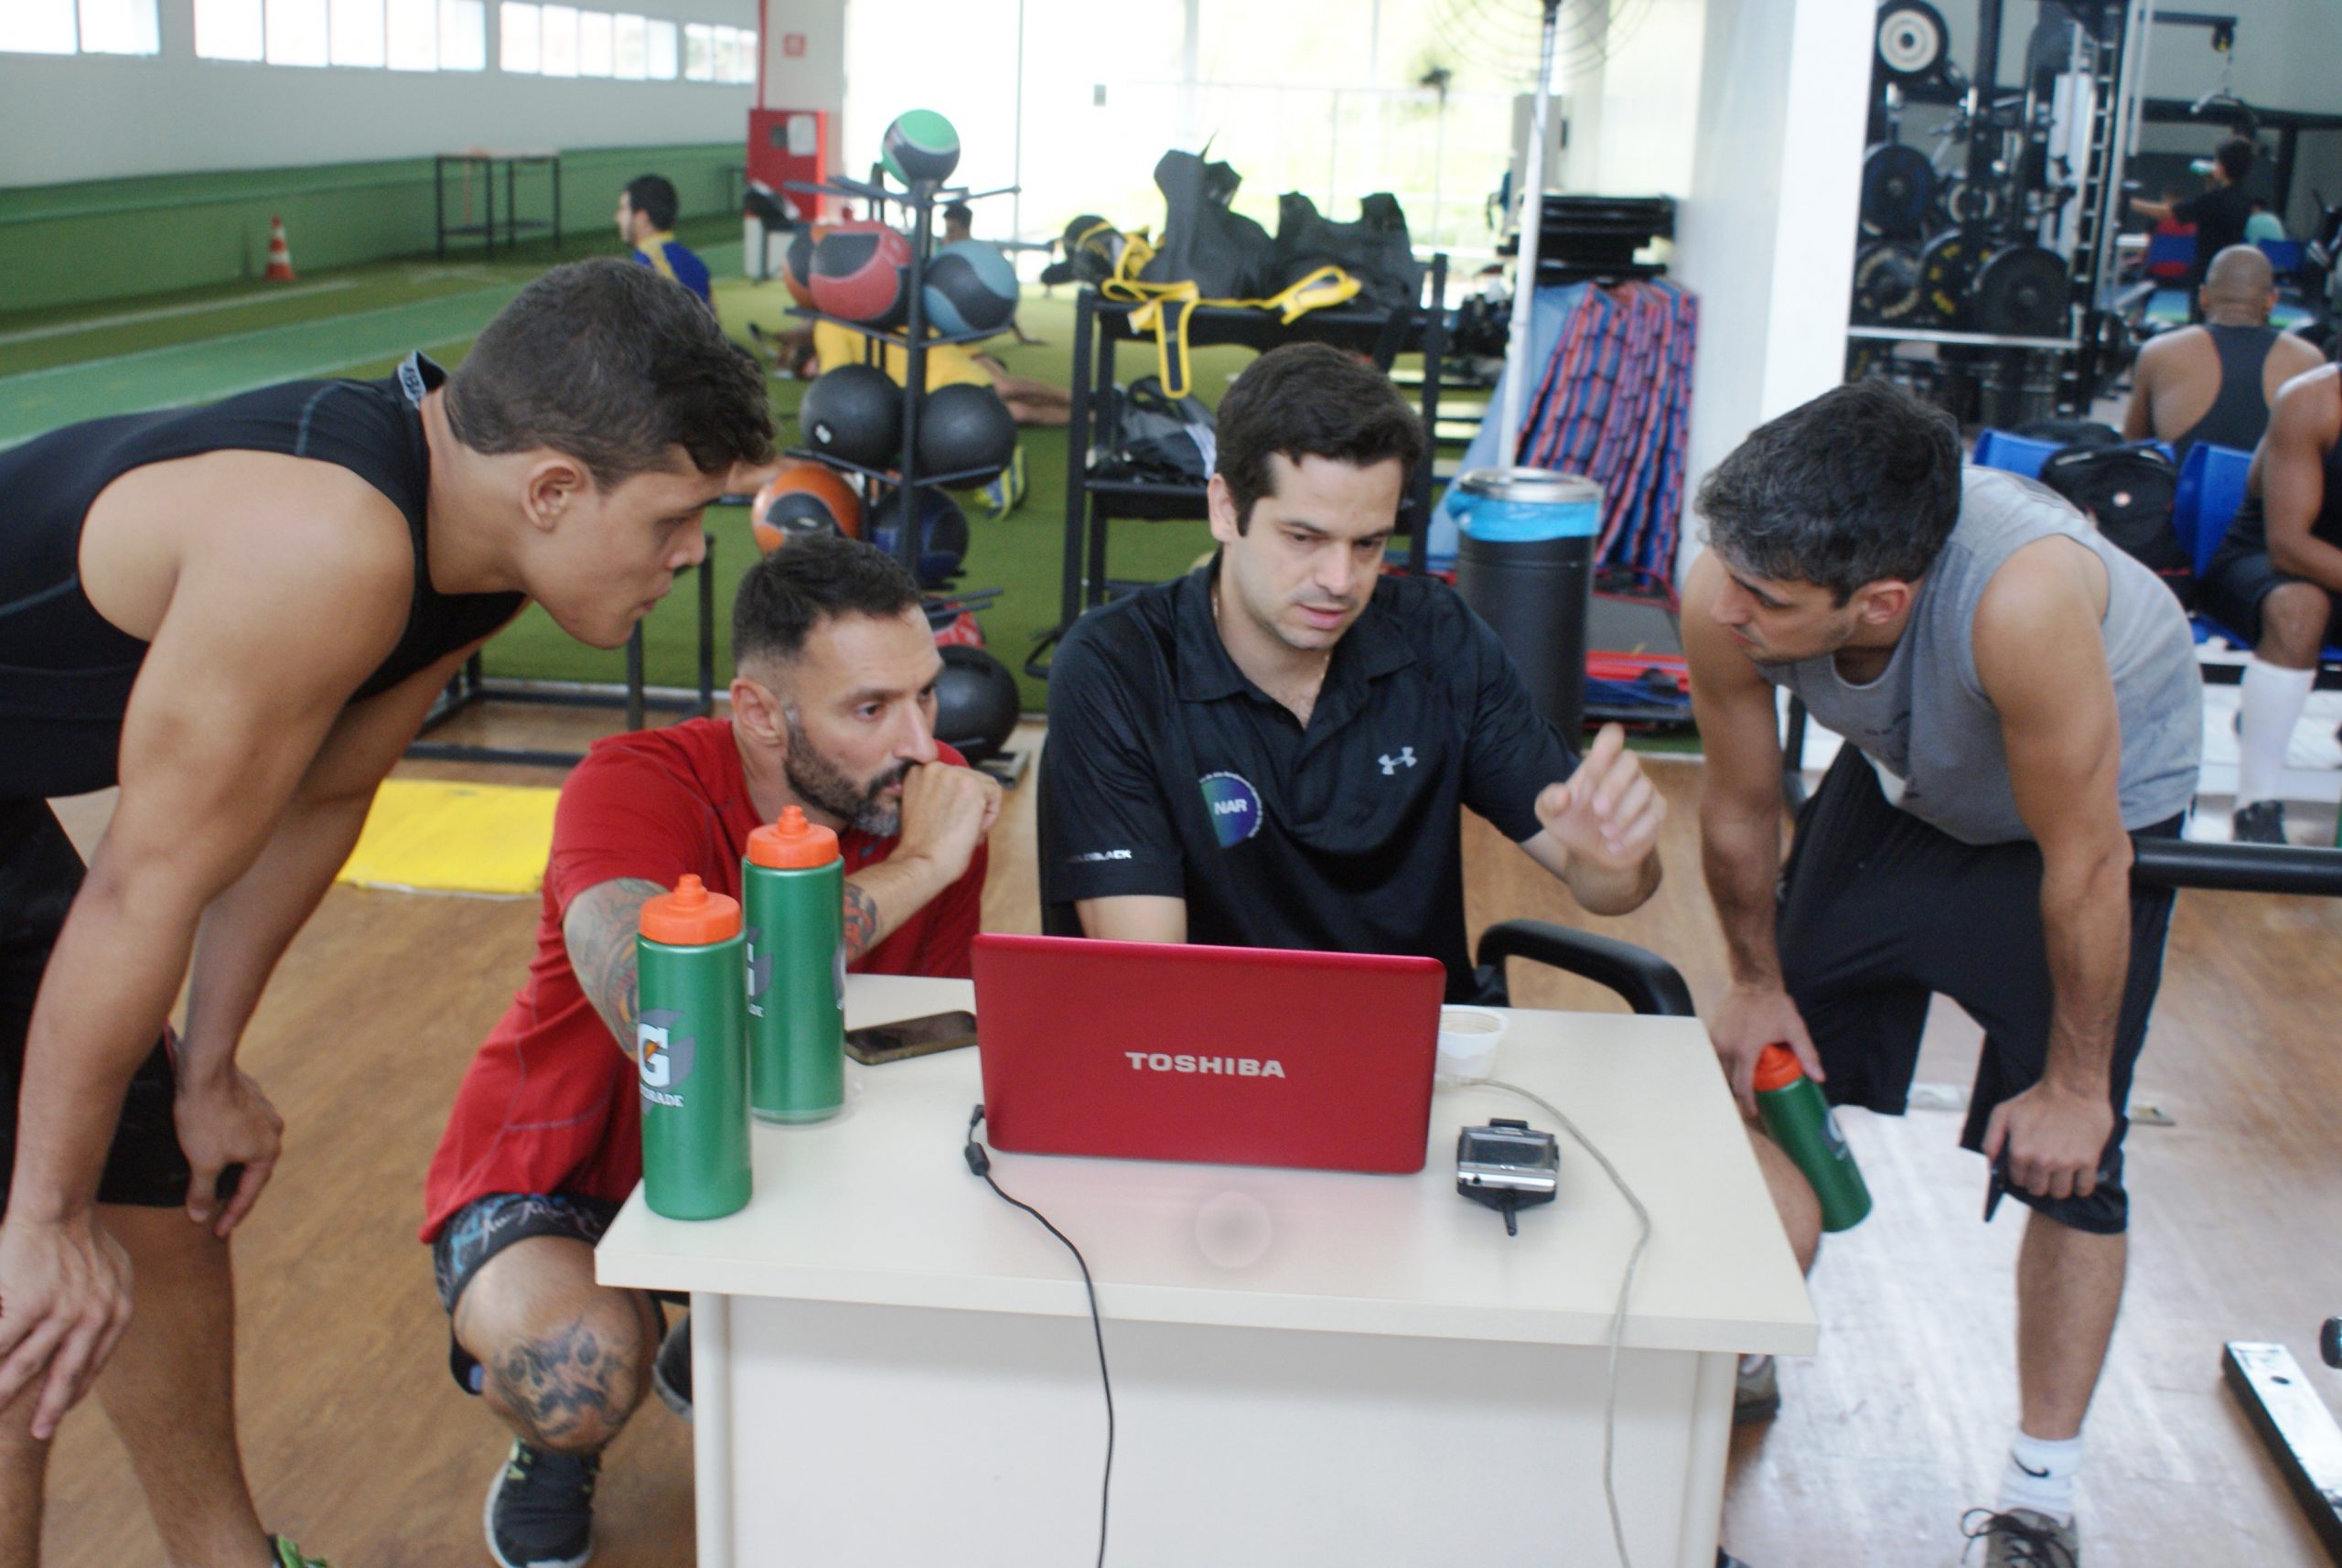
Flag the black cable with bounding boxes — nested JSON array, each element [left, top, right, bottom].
[[965, 1105, 1113, 1568]]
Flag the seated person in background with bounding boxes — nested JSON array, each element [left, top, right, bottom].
[[1686, 381, 2200, 1566], [2122, 244, 2322, 465], [2246, 198, 2288, 245], [1039, 342, 1663, 999], [421, 535, 997, 1568], [2131, 137, 2257, 300], [2197, 363, 2342, 843], [617, 173, 714, 310], [942, 200, 1042, 347]]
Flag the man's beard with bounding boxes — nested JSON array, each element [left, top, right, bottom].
[[782, 711, 911, 837]]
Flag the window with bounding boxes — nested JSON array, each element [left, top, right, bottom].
[[387, 0, 435, 65], [612, 10, 644, 78], [439, 0, 484, 68], [328, 0, 384, 65], [682, 19, 710, 81], [193, 0, 264, 59], [265, 0, 329, 65], [541, 1, 578, 74], [78, 0, 162, 54], [498, 0, 537, 70], [1, 2, 76, 53], [645, 16, 674, 78], [577, 8, 610, 75]]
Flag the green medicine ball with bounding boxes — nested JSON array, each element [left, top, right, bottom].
[[881, 109, 961, 185]]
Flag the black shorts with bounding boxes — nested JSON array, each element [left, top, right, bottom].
[[1776, 749, 2183, 1235], [0, 798, 189, 1209], [2198, 544, 2341, 646]]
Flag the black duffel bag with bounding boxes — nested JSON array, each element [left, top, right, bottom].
[[1139, 151, 1275, 300], [1273, 191, 1423, 314], [2037, 441, 2191, 607], [1093, 375, 1217, 485]]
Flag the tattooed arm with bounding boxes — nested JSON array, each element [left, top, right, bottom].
[[563, 878, 668, 1059]]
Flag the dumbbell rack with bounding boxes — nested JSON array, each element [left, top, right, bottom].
[[780, 170, 1017, 576]]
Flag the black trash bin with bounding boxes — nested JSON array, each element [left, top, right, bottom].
[[1451, 468, 1600, 740]]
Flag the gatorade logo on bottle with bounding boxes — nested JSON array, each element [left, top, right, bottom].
[[1198, 770, 1264, 847], [638, 1009, 696, 1107], [745, 927, 770, 1016]]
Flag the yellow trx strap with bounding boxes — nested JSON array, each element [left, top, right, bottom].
[[1098, 240, 1363, 397]]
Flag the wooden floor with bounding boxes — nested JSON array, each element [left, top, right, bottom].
[[37, 704, 2342, 1567]]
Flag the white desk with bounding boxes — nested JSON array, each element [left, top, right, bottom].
[[597, 974, 1815, 1568]]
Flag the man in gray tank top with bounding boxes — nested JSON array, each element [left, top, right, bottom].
[[1682, 381, 2201, 1567]]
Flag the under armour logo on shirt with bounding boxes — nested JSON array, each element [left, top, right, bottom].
[[1379, 747, 1417, 776]]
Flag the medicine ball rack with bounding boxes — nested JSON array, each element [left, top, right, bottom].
[[1849, 0, 2152, 425], [779, 170, 1020, 578], [1026, 253, 1452, 682]]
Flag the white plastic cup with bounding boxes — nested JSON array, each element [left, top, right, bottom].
[[1436, 1005, 1508, 1080]]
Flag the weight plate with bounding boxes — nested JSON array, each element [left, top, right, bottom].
[[1943, 175, 2002, 227], [1861, 145, 1936, 239], [1877, 0, 1948, 80], [1853, 242, 1924, 325], [1918, 230, 1985, 327], [1971, 244, 2071, 337]]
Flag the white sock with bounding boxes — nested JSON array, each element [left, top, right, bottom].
[[2237, 658, 2315, 809], [1996, 1428, 2084, 1524]]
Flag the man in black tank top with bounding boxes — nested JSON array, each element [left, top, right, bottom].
[[0, 259, 771, 1566], [2197, 363, 2342, 843], [2121, 245, 2323, 465]]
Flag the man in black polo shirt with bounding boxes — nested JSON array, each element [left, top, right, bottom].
[[1040, 343, 1663, 997]]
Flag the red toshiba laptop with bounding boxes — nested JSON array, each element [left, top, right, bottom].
[[971, 933, 1446, 1175]]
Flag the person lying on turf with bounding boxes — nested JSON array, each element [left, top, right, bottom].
[[421, 535, 996, 1568], [0, 259, 771, 1568]]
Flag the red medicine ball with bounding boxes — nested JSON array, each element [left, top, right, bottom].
[[751, 461, 864, 553], [810, 221, 912, 327]]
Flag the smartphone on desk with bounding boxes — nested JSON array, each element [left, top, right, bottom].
[[843, 1009, 979, 1066]]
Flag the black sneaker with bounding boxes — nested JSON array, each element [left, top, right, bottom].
[[1961, 1507, 2079, 1567], [483, 1440, 598, 1568], [2232, 800, 2290, 844], [1733, 1354, 1779, 1425], [652, 1317, 693, 1424]]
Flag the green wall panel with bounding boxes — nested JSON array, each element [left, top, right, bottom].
[[0, 144, 742, 314]]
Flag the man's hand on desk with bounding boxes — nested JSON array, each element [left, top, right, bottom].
[[894, 761, 1003, 884]]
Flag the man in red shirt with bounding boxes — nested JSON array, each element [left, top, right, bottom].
[[420, 535, 997, 1568]]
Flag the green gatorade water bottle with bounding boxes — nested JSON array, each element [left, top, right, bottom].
[[743, 805, 846, 1124], [635, 875, 751, 1220], [1753, 1044, 1872, 1232]]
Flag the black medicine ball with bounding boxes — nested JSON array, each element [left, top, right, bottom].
[[800, 364, 903, 470], [915, 383, 1017, 483]]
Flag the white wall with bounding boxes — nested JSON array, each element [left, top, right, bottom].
[[759, 0, 843, 112], [0, 0, 757, 187], [1673, 0, 1873, 573], [1559, 0, 1709, 198]]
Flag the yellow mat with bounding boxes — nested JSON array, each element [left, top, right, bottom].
[[336, 779, 560, 897]]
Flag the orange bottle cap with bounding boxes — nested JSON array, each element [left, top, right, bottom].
[[638, 874, 742, 945], [747, 804, 841, 869], [1750, 1043, 1806, 1094]]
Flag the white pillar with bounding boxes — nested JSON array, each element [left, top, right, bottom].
[[1672, 0, 1874, 575]]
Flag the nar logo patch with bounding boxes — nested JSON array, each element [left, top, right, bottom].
[[1378, 746, 1417, 776], [1198, 770, 1263, 847]]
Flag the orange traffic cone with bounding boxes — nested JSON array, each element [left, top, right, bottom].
[[264, 215, 296, 282]]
